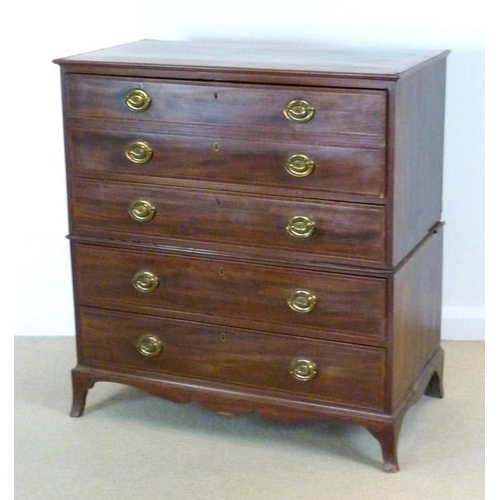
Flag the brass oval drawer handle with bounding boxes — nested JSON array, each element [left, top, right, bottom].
[[284, 99, 315, 123], [286, 215, 315, 238], [132, 270, 159, 294], [285, 153, 315, 177], [287, 290, 317, 313], [128, 200, 156, 223], [289, 358, 318, 381], [136, 334, 163, 358], [124, 89, 151, 112], [125, 141, 153, 164]]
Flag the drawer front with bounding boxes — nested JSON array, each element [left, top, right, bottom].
[[78, 307, 386, 410], [73, 244, 386, 342], [64, 76, 386, 141], [70, 179, 386, 265], [67, 128, 386, 199]]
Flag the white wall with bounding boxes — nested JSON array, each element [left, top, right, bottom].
[[5, 0, 484, 339]]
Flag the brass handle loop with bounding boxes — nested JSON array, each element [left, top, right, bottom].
[[285, 154, 315, 177], [132, 270, 159, 294], [128, 200, 156, 223], [125, 141, 153, 164], [287, 290, 317, 313], [136, 335, 163, 358], [124, 89, 151, 112], [289, 358, 318, 382], [286, 215, 316, 238], [284, 99, 315, 123]]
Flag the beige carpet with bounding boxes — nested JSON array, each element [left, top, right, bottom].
[[15, 338, 484, 500]]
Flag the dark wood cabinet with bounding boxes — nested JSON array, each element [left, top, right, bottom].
[[55, 40, 449, 471]]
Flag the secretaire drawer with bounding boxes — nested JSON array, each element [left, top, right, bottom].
[[67, 128, 386, 199], [63, 75, 386, 142], [78, 307, 386, 410], [69, 178, 386, 266], [72, 244, 387, 343]]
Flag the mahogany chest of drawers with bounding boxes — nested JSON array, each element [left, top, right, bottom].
[[55, 40, 449, 472]]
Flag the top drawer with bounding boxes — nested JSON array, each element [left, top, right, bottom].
[[63, 76, 386, 144]]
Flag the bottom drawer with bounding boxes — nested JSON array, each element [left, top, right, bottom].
[[78, 307, 385, 410]]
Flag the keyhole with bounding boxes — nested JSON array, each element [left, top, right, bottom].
[[219, 332, 227, 342], [214, 92, 218, 99], [213, 142, 220, 152], [218, 267, 225, 276]]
